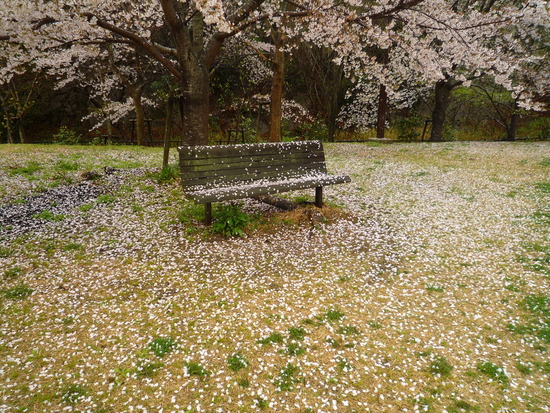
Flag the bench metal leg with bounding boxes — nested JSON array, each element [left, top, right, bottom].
[[315, 187, 323, 208], [205, 203, 212, 225]]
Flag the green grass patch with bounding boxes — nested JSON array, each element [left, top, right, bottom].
[[148, 337, 176, 358], [185, 362, 210, 378], [10, 161, 42, 176], [476, 361, 508, 384], [3, 285, 33, 300], [429, 356, 454, 378], [227, 353, 249, 372], [318, 309, 345, 323], [32, 210, 65, 221], [337, 325, 361, 336], [258, 332, 285, 345], [288, 327, 307, 341], [274, 363, 301, 391], [4, 266, 22, 279], [60, 383, 87, 405], [97, 194, 116, 204]]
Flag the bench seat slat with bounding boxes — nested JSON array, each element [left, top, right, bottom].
[[184, 173, 351, 203]]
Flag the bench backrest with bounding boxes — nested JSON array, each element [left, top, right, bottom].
[[178, 141, 327, 189]]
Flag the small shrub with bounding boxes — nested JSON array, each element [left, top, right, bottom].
[[258, 332, 284, 345], [53, 126, 81, 145], [227, 353, 249, 372], [4, 266, 22, 279], [185, 362, 209, 377], [395, 116, 422, 141], [212, 203, 250, 237], [429, 356, 454, 378], [149, 337, 176, 358], [4, 285, 33, 300], [274, 363, 301, 391], [477, 361, 508, 384], [60, 383, 87, 404]]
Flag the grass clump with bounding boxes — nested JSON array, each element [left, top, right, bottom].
[[318, 309, 345, 323], [60, 383, 87, 404], [227, 352, 249, 372], [258, 332, 284, 345], [274, 363, 301, 391], [4, 266, 22, 279], [185, 362, 209, 378], [476, 361, 508, 384], [152, 165, 178, 184], [429, 356, 454, 378], [288, 327, 307, 341], [135, 361, 164, 378], [337, 325, 361, 336], [97, 194, 116, 204], [11, 161, 42, 176], [3, 285, 33, 300], [33, 210, 65, 222], [148, 337, 176, 358], [212, 203, 250, 237]]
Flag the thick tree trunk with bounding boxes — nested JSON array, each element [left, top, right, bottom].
[[376, 84, 388, 139], [430, 80, 455, 142], [181, 67, 210, 146], [269, 27, 284, 143], [506, 100, 519, 141]]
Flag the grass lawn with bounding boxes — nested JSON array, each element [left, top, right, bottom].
[[0, 142, 549, 412]]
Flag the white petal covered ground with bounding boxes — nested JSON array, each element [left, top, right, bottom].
[[0, 142, 549, 412]]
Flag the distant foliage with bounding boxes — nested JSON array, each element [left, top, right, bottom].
[[396, 116, 423, 141], [53, 127, 81, 145]]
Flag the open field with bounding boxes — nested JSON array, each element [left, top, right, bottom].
[[0, 142, 549, 413]]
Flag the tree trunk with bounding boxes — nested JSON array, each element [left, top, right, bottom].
[[163, 94, 174, 168], [376, 83, 388, 139], [181, 66, 210, 146], [506, 100, 519, 141], [430, 80, 455, 142], [131, 87, 146, 146], [17, 117, 26, 144], [269, 27, 284, 143]]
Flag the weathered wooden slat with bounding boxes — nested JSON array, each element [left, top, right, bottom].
[[180, 157, 326, 174], [178, 141, 322, 159], [185, 174, 351, 203], [181, 164, 328, 188], [180, 150, 325, 167]]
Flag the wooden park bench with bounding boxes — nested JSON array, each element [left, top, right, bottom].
[[178, 141, 351, 224]]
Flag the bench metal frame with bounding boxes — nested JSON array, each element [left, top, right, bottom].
[[178, 141, 350, 224]]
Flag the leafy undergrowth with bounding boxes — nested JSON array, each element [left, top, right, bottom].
[[0, 142, 549, 412]]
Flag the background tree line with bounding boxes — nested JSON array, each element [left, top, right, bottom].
[[0, 0, 548, 146]]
